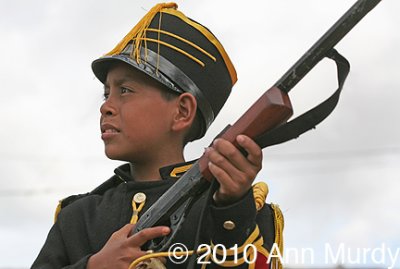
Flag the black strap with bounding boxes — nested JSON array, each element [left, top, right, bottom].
[[255, 49, 350, 148]]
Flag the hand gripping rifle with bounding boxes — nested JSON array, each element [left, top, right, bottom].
[[133, 0, 382, 251]]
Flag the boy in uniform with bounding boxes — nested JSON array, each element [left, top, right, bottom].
[[32, 3, 283, 269]]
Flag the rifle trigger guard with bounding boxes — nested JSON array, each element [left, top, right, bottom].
[[148, 196, 194, 252]]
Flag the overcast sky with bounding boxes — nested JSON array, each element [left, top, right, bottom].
[[1, 0, 399, 268]]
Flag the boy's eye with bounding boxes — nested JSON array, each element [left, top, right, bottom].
[[103, 92, 110, 100], [120, 87, 133, 94], [102, 87, 133, 101]]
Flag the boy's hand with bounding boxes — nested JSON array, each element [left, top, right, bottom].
[[87, 224, 169, 269], [206, 135, 263, 206]]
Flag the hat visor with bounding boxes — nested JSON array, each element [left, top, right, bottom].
[[91, 54, 182, 94]]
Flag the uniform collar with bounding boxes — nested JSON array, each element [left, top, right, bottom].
[[114, 160, 197, 182], [158, 159, 197, 180], [90, 160, 197, 195]]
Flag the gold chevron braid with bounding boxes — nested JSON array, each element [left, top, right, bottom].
[[132, 37, 205, 67], [169, 164, 193, 178], [146, 28, 217, 62]]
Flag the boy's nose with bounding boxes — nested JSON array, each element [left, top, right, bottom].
[[100, 99, 117, 116]]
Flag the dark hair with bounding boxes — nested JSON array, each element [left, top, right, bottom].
[[158, 87, 179, 101], [183, 112, 203, 145]]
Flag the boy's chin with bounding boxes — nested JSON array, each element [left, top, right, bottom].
[[104, 149, 125, 161], [104, 148, 135, 163]]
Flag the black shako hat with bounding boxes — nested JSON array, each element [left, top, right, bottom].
[[92, 2, 237, 139]]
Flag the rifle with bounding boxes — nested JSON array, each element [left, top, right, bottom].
[[133, 0, 382, 251]]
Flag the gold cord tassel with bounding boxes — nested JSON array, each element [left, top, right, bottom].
[[105, 2, 178, 64], [130, 194, 146, 224], [271, 203, 284, 269]]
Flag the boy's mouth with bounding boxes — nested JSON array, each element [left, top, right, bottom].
[[101, 123, 120, 139], [103, 129, 119, 133]]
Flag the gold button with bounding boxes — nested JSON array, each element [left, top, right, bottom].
[[133, 192, 146, 204], [223, 220, 236, 230]]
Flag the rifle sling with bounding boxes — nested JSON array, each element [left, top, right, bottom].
[[255, 48, 350, 148]]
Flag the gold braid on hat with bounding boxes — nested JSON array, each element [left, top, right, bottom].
[[105, 2, 178, 63]]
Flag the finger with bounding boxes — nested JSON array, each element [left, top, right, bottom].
[[110, 223, 136, 239], [206, 146, 244, 183], [158, 257, 167, 265], [128, 226, 170, 247], [209, 160, 249, 205], [209, 161, 237, 204], [208, 160, 235, 188], [236, 135, 262, 168], [211, 138, 257, 177], [207, 149, 247, 197], [206, 147, 252, 205], [212, 139, 247, 169]]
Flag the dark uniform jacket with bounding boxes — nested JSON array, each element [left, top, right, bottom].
[[32, 162, 280, 269]]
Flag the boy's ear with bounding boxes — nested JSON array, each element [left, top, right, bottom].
[[171, 93, 197, 132]]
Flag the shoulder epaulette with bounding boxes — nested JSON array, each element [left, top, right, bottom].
[[53, 173, 125, 223], [252, 182, 269, 211], [251, 182, 284, 269], [53, 193, 89, 223]]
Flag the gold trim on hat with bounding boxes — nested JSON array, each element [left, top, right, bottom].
[[162, 8, 237, 85], [103, 2, 237, 86], [105, 2, 178, 60], [146, 28, 217, 62], [132, 37, 206, 67]]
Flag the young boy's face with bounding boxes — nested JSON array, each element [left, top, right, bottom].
[[100, 62, 178, 163]]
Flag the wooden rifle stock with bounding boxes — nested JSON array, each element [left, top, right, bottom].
[[198, 87, 292, 180]]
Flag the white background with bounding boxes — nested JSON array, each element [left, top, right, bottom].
[[1, 0, 399, 267]]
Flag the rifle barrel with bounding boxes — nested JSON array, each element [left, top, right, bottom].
[[275, 0, 381, 93]]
